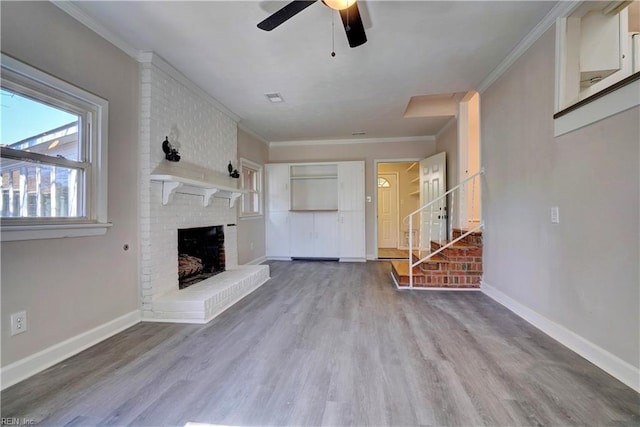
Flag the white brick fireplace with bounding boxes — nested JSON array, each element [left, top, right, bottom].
[[139, 53, 269, 323]]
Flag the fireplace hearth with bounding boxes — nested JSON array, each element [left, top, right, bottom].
[[178, 225, 225, 289]]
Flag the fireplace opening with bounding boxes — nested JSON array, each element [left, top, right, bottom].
[[178, 225, 225, 289]]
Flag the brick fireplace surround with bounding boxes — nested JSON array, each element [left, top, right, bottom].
[[138, 53, 269, 323]]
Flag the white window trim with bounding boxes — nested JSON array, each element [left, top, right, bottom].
[[554, 2, 640, 136], [239, 158, 263, 218], [1, 53, 110, 241]]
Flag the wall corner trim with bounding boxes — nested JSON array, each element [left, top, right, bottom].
[[481, 281, 640, 392], [477, 1, 578, 94], [0, 310, 141, 390]]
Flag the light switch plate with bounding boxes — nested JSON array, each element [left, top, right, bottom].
[[551, 206, 560, 224]]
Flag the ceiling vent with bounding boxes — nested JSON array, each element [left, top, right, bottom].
[[265, 93, 284, 103]]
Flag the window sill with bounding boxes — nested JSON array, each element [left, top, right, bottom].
[[239, 214, 264, 220], [1, 222, 112, 242], [554, 72, 640, 136]]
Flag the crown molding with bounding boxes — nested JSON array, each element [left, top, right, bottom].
[[477, 0, 581, 94], [52, 2, 242, 123], [238, 124, 269, 147], [269, 135, 436, 148], [435, 117, 457, 140], [51, 1, 142, 61]]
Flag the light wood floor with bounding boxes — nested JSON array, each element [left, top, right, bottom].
[[2, 261, 639, 426], [378, 248, 409, 259]]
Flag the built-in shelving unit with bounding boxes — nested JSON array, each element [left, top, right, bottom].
[[290, 163, 338, 211], [409, 169, 420, 197], [266, 161, 366, 262], [150, 172, 246, 208]]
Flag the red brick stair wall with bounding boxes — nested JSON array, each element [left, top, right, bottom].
[[392, 230, 483, 288]]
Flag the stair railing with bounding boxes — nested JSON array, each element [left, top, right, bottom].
[[406, 168, 485, 288]]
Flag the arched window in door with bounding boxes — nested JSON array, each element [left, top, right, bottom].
[[378, 177, 390, 188]]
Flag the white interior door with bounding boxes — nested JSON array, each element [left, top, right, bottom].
[[377, 173, 398, 249], [420, 152, 447, 249]]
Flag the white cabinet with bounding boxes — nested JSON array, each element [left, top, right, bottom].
[[265, 161, 365, 262], [265, 212, 291, 259], [338, 211, 365, 259], [290, 212, 338, 258], [338, 161, 365, 211], [265, 164, 291, 260], [266, 163, 290, 211], [338, 161, 366, 261]]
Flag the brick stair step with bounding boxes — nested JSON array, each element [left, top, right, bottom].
[[391, 260, 425, 276], [411, 250, 449, 263], [431, 240, 479, 250], [452, 228, 483, 245], [390, 260, 481, 288]]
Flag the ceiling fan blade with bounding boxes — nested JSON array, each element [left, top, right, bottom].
[[257, 1, 318, 31], [339, 1, 367, 48]]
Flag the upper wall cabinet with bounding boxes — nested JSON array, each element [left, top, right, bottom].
[[266, 163, 290, 212], [557, 2, 638, 111], [555, 1, 640, 136]]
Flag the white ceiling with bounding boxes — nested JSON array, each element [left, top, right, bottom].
[[69, 1, 557, 143]]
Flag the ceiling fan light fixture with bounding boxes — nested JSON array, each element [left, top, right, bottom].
[[323, 0, 356, 11]]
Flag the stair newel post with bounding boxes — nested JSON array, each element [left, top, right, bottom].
[[409, 214, 413, 288], [471, 174, 477, 227], [450, 189, 455, 241], [428, 204, 433, 254]]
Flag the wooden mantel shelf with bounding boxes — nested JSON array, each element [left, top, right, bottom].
[[150, 172, 246, 208]]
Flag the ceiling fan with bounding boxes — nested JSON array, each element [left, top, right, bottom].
[[257, 0, 367, 48]]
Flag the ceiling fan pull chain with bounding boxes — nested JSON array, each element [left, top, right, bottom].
[[331, 9, 336, 57]]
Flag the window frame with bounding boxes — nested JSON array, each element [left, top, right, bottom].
[[1, 53, 110, 241], [239, 158, 263, 218]]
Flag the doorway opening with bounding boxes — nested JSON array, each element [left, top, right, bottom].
[[376, 161, 420, 259]]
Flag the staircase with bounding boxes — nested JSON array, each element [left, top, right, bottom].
[[392, 168, 484, 290], [390, 228, 482, 288]]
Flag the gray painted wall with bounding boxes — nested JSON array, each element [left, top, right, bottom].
[[436, 121, 459, 194], [482, 28, 639, 368], [237, 128, 268, 264], [1, 2, 140, 366], [269, 140, 436, 258]]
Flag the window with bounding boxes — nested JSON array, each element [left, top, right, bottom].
[[1, 54, 109, 241], [378, 177, 390, 188], [240, 158, 262, 217], [555, 1, 640, 135]]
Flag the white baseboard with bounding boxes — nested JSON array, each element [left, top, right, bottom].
[[245, 255, 267, 265], [366, 253, 376, 260], [266, 256, 292, 261], [1, 310, 140, 390], [481, 281, 640, 392]]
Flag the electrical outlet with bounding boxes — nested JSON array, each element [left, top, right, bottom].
[[10, 311, 27, 336]]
